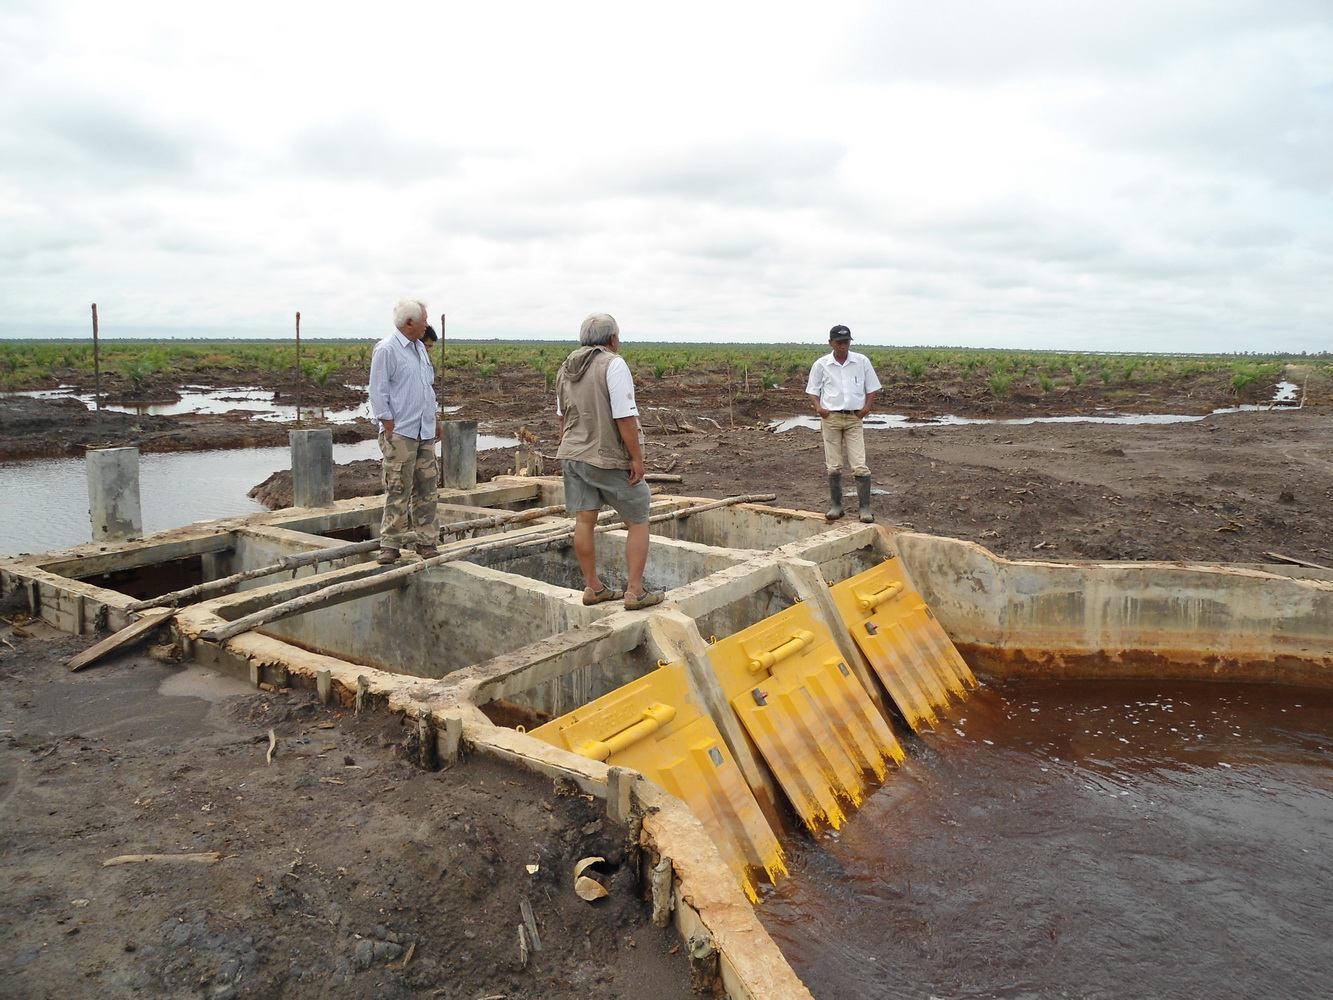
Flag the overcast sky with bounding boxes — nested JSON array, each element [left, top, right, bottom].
[[2, 1, 1331, 352]]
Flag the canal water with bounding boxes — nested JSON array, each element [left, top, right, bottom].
[[758, 678, 1333, 1000], [0, 434, 518, 557]]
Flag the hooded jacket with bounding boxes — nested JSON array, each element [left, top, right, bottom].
[[554, 346, 642, 470]]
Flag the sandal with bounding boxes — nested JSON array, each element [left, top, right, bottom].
[[624, 590, 664, 611], [582, 586, 625, 606]]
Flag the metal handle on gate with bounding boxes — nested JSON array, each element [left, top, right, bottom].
[[858, 582, 904, 612], [575, 703, 677, 761], [748, 629, 816, 672]]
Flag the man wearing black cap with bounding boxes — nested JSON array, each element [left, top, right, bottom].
[[805, 324, 882, 521]]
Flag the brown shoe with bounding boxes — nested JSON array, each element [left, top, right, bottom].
[[582, 586, 624, 606], [624, 590, 663, 611], [415, 544, 440, 559], [376, 547, 400, 565]]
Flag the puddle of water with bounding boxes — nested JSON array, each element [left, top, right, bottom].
[[771, 382, 1303, 433], [0, 434, 519, 557], [759, 678, 1333, 1000], [159, 665, 255, 701], [3, 385, 461, 425]]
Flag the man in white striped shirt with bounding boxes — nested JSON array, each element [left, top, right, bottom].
[[805, 324, 881, 522], [368, 299, 443, 564]]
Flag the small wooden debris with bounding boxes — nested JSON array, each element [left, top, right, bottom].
[[1263, 551, 1333, 571], [102, 851, 222, 867], [266, 729, 277, 765], [66, 608, 176, 672], [519, 898, 542, 952]]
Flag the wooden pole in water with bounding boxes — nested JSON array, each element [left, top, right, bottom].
[[91, 303, 101, 415], [294, 311, 302, 424]]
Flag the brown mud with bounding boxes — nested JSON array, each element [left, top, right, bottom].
[[0, 607, 698, 1000], [1, 359, 1331, 997]]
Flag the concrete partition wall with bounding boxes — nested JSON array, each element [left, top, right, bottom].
[[646, 504, 829, 551], [247, 561, 587, 678], [891, 532, 1333, 686]]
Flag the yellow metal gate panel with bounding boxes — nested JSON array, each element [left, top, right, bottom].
[[707, 601, 903, 832], [831, 561, 977, 731], [527, 663, 783, 898]]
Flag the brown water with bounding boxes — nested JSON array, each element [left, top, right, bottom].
[[758, 679, 1333, 1000]]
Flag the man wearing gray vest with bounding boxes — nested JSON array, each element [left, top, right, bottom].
[[554, 313, 661, 611]]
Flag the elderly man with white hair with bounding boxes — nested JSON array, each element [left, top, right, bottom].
[[368, 298, 442, 564]]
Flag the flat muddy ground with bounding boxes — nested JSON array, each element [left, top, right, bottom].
[[2, 354, 1331, 999]]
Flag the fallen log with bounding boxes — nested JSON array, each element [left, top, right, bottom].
[[125, 504, 572, 612]]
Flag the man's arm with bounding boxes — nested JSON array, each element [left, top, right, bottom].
[[615, 415, 645, 486], [857, 391, 876, 419], [806, 361, 829, 417], [368, 343, 395, 436]]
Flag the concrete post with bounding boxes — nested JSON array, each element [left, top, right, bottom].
[[289, 428, 334, 507], [440, 420, 478, 489], [86, 447, 142, 543]]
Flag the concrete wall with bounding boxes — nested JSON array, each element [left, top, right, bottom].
[[892, 531, 1333, 686]]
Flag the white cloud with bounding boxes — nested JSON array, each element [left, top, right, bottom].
[[0, 0, 1331, 352]]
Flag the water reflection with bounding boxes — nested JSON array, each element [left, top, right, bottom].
[[0, 434, 517, 556], [771, 382, 1303, 433], [4, 384, 462, 425], [759, 679, 1333, 1000]]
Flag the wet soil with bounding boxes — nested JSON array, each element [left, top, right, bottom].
[[244, 360, 1330, 568], [0, 607, 697, 1000], [2, 359, 1332, 997]]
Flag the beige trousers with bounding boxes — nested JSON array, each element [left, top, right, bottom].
[[379, 432, 439, 549], [820, 413, 869, 476]]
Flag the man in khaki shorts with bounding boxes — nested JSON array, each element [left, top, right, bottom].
[[806, 324, 881, 522], [369, 298, 442, 564], [554, 313, 661, 611]]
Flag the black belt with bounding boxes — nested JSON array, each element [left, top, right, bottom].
[[832, 410, 859, 414]]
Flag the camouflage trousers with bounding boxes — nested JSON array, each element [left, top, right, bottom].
[[379, 432, 438, 550]]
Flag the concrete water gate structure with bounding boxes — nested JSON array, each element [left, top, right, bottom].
[[3, 472, 1332, 1000]]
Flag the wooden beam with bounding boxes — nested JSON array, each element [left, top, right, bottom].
[[65, 608, 176, 672]]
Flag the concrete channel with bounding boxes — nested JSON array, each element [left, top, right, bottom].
[[2, 472, 1331, 1000]]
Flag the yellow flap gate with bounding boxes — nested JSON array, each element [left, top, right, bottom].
[[706, 601, 904, 832], [528, 662, 784, 899], [830, 560, 977, 732]]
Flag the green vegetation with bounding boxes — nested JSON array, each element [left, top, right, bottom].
[[0, 338, 1326, 399]]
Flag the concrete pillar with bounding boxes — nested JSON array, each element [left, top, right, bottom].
[[440, 420, 478, 489], [86, 446, 142, 543], [289, 428, 334, 507]]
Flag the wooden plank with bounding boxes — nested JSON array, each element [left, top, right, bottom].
[[1263, 551, 1333, 572], [65, 608, 176, 672]]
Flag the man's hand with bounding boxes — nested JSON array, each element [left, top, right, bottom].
[[435, 417, 443, 442], [627, 457, 644, 487], [381, 418, 395, 437], [817, 406, 831, 417]]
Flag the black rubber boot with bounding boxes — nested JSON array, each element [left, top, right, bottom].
[[826, 474, 844, 520], [855, 475, 874, 522]]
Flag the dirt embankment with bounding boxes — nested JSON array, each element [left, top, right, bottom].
[[0, 606, 699, 1000]]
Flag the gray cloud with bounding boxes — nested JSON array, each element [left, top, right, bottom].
[[0, 95, 200, 190], [289, 117, 463, 184], [843, 0, 1333, 85], [617, 139, 845, 205]]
